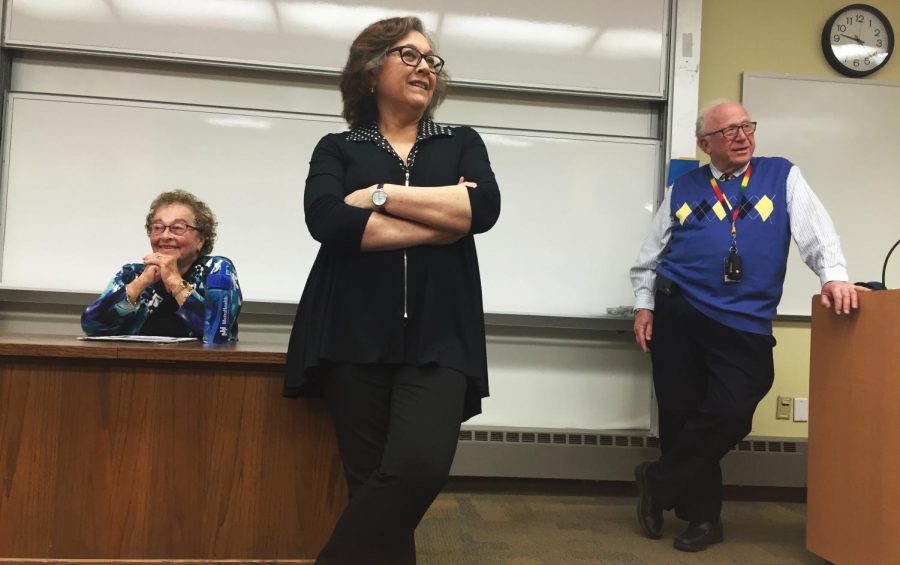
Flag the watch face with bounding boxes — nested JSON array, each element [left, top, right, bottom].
[[372, 189, 387, 206], [823, 4, 894, 77]]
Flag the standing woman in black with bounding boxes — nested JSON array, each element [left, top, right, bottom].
[[285, 16, 501, 565]]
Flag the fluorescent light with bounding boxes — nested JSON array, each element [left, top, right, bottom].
[[590, 28, 663, 59], [832, 43, 887, 64], [15, 0, 113, 23], [113, 0, 276, 30], [483, 135, 534, 149], [277, 2, 438, 41], [206, 116, 272, 129], [485, 135, 577, 149], [442, 15, 594, 53]]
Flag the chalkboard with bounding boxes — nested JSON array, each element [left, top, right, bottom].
[[4, 0, 670, 97], [0, 93, 660, 316], [742, 73, 900, 316]]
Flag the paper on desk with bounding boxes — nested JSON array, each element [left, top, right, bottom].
[[79, 335, 198, 343]]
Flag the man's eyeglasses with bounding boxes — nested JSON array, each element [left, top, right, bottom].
[[702, 121, 757, 140], [386, 46, 445, 73], [147, 221, 199, 236]]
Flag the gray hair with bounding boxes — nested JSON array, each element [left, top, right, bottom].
[[695, 98, 737, 138]]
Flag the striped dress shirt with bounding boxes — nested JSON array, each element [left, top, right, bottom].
[[630, 161, 849, 311]]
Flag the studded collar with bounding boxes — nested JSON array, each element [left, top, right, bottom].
[[346, 119, 452, 172]]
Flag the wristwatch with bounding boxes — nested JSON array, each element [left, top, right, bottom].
[[372, 183, 387, 211]]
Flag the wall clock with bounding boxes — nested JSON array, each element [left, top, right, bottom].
[[822, 4, 894, 77]]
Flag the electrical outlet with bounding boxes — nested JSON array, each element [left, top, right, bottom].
[[793, 397, 809, 422], [776, 396, 792, 420]]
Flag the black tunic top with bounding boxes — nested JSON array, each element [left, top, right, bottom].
[[284, 121, 501, 421]]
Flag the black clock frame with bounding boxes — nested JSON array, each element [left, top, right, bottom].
[[821, 3, 894, 78]]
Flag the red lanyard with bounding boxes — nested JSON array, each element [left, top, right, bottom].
[[709, 164, 752, 236]]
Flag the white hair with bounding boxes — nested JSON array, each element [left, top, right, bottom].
[[695, 98, 741, 138]]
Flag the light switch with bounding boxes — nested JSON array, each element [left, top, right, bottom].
[[776, 396, 792, 420]]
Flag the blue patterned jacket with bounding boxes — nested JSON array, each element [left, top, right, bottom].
[[81, 255, 241, 339]]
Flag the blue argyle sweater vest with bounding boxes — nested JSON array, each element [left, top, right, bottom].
[[657, 157, 793, 335]]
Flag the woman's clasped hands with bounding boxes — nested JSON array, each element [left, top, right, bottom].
[[140, 251, 182, 294]]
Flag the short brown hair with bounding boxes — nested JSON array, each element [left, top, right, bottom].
[[340, 16, 448, 129], [145, 189, 218, 256]]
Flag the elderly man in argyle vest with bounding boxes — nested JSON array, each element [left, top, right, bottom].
[[629, 100, 861, 552]]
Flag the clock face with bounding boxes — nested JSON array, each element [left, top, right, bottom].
[[823, 4, 894, 77], [373, 189, 387, 206]]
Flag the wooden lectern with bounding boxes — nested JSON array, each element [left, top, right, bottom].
[[807, 290, 900, 564]]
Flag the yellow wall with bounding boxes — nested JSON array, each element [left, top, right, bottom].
[[698, 0, 900, 437]]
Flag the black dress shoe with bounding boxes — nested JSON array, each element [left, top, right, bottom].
[[634, 462, 663, 539], [673, 520, 723, 552]]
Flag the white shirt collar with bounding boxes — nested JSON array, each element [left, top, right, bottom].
[[709, 161, 750, 180]]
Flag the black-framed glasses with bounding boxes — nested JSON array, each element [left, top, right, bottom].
[[147, 221, 199, 236], [386, 46, 445, 73], [702, 121, 757, 140]]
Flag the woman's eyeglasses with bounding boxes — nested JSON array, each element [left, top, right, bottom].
[[147, 221, 199, 236], [386, 46, 445, 73]]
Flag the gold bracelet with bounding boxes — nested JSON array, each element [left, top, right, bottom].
[[124, 289, 140, 307], [175, 280, 194, 299]]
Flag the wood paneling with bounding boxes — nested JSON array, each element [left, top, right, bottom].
[[0, 336, 345, 561]]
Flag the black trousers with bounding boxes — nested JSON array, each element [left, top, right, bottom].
[[316, 363, 467, 565], [648, 290, 775, 523]]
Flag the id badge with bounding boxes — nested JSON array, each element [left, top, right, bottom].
[[723, 249, 743, 283]]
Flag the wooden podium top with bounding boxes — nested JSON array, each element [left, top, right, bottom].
[[0, 333, 287, 365]]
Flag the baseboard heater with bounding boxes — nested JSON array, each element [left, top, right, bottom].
[[450, 428, 807, 488]]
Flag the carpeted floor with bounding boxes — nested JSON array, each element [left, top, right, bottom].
[[416, 481, 826, 565]]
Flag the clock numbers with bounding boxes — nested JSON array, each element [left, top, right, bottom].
[[824, 5, 893, 77]]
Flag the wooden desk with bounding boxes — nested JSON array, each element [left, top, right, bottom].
[[0, 335, 346, 564]]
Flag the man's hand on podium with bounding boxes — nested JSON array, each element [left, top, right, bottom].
[[820, 280, 869, 315]]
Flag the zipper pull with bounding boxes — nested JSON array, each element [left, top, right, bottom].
[[404, 170, 410, 186]]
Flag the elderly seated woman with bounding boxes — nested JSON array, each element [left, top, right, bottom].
[[82, 189, 241, 339]]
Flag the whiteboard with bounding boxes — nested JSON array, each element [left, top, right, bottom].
[[0, 95, 335, 303], [4, 0, 669, 98], [742, 73, 900, 316], [477, 132, 659, 316], [0, 94, 660, 316]]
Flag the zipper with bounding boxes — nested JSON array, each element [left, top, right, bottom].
[[403, 168, 410, 319]]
